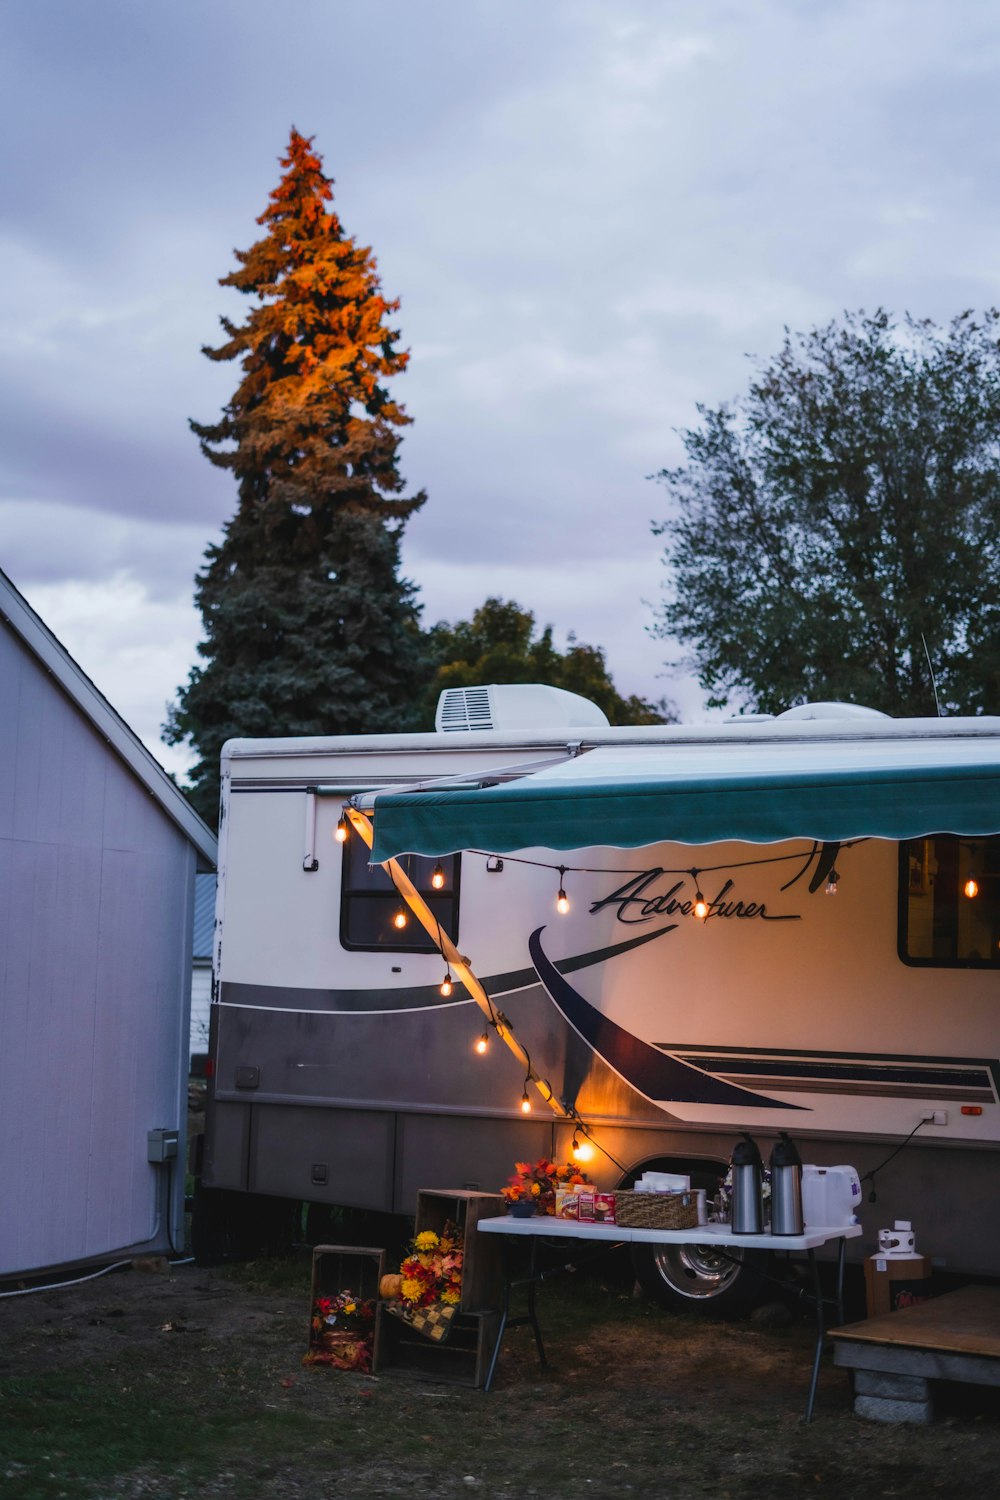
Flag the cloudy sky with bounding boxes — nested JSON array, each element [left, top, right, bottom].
[[3, 1, 1000, 778]]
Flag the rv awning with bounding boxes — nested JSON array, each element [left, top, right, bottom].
[[366, 736, 1000, 860]]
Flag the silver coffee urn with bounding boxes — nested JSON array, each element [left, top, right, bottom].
[[769, 1130, 804, 1236], [730, 1133, 765, 1234]]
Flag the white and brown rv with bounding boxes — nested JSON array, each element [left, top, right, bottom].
[[196, 686, 1000, 1312]]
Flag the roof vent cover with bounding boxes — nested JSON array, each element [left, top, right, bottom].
[[437, 685, 495, 732], [775, 702, 890, 722], [435, 683, 610, 733]]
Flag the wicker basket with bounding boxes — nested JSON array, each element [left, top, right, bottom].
[[613, 1190, 699, 1230]]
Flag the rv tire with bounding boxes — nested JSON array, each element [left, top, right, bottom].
[[631, 1240, 769, 1317]]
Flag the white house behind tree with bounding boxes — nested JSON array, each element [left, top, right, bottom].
[[0, 567, 217, 1278]]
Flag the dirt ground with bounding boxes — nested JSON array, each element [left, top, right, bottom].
[[3, 1251, 1000, 1500]]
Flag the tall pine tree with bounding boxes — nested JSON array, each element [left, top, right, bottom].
[[165, 130, 426, 820]]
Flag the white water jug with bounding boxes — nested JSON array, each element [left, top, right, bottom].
[[801, 1165, 861, 1228]]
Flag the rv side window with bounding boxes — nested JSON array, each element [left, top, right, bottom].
[[340, 838, 460, 952], [899, 834, 1000, 967]]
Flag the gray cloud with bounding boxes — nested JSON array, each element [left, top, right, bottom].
[[4, 0, 1000, 759]]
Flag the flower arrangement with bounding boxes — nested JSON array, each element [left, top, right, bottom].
[[304, 1288, 376, 1370], [501, 1158, 592, 1216], [395, 1225, 464, 1308], [312, 1288, 376, 1326]]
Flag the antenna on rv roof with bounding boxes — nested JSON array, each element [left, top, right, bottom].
[[920, 633, 942, 718]]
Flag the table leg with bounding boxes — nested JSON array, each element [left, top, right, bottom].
[[834, 1234, 846, 1328], [806, 1248, 824, 1422], [483, 1286, 509, 1392], [523, 1236, 548, 1370], [483, 1235, 548, 1393]]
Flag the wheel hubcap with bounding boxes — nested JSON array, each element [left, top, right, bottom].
[[651, 1242, 745, 1301]]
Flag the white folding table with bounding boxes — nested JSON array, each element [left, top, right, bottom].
[[478, 1215, 863, 1418]]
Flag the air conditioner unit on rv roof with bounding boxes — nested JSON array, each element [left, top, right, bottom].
[[435, 683, 611, 733]]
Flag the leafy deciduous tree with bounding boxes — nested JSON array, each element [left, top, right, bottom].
[[652, 309, 1000, 717], [420, 597, 671, 726], [165, 130, 426, 819]]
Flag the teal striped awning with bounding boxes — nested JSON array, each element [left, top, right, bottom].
[[365, 734, 1000, 860]]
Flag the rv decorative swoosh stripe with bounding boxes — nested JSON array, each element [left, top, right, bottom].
[[668, 1049, 999, 1103], [528, 926, 803, 1111], [492, 921, 679, 994], [218, 924, 681, 1015]]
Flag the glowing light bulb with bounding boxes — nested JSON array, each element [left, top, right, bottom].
[[334, 816, 348, 843], [556, 868, 570, 914], [431, 863, 445, 890], [693, 891, 709, 920], [964, 875, 979, 900], [520, 1089, 532, 1114], [440, 973, 453, 997], [393, 908, 408, 930], [572, 1133, 595, 1164], [475, 1031, 489, 1055], [824, 869, 840, 896]]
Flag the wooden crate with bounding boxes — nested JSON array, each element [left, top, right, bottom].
[[307, 1244, 386, 1365], [373, 1303, 501, 1388], [413, 1189, 504, 1313]]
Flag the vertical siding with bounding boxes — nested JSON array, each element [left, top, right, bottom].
[[0, 624, 194, 1275], [190, 966, 212, 1057]]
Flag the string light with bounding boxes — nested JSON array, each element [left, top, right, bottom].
[[440, 971, 453, 997], [475, 1030, 489, 1055], [571, 1131, 595, 1164], [431, 863, 446, 890], [520, 1081, 532, 1114], [556, 866, 570, 915], [467, 839, 865, 881], [824, 869, 840, 896], [964, 875, 979, 900], [334, 814, 349, 843], [393, 907, 408, 930], [691, 871, 708, 920]]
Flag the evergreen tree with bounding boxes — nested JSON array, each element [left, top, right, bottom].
[[165, 130, 426, 820], [420, 598, 672, 726]]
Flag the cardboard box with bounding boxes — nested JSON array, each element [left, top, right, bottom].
[[554, 1187, 581, 1220], [864, 1253, 932, 1318], [594, 1192, 616, 1224]]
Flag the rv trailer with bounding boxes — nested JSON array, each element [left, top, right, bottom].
[[195, 686, 1000, 1312]]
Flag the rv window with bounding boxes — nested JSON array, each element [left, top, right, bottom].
[[899, 835, 1000, 967], [339, 838, 460, 952]]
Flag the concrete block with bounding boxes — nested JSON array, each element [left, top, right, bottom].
[[854, 1394, 934, 1425], [854, 1369, 931, 1400]]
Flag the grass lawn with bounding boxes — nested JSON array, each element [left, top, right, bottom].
[[1, 1249, 998, 1499]]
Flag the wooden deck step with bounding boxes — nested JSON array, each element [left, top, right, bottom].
[[830, 1287, 1000, 1424]]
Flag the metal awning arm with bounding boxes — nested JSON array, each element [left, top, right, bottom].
[[344, 807, 571, 1121]]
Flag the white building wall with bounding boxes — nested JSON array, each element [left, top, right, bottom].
[[0, 623, 195, 1276]]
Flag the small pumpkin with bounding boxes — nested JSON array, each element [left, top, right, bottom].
[[379, 1272, 403, 1300]]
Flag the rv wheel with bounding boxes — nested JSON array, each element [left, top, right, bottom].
[[631, 1240, 769, 1317]]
